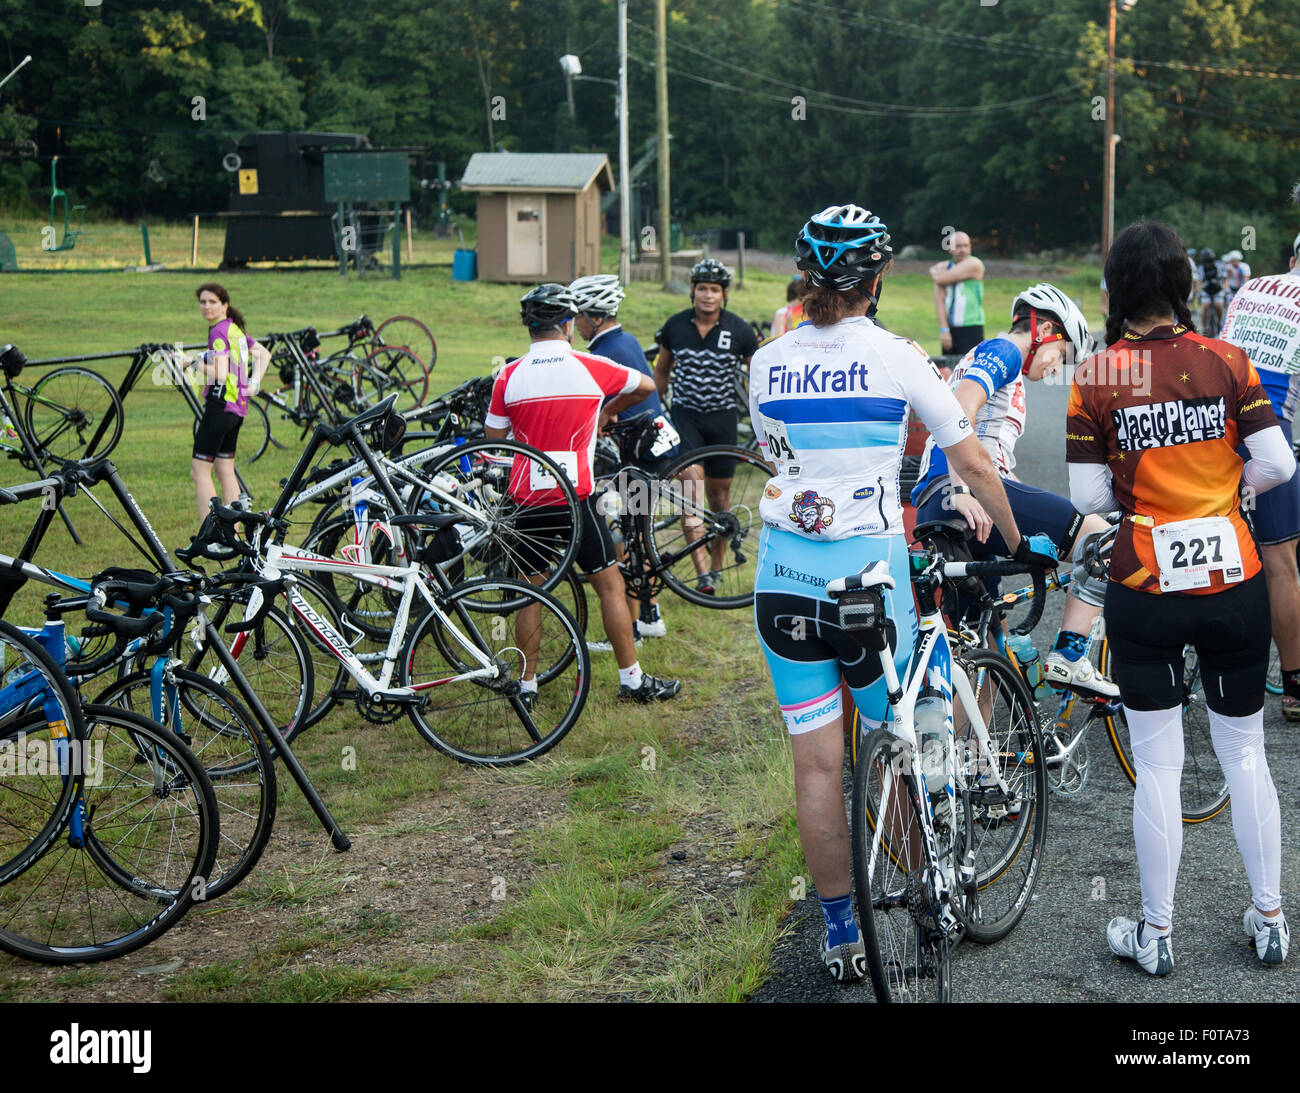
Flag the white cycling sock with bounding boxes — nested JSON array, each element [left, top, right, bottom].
[[619, 663, 643, 688], [1208, 708, 1282, 913], [1124, 704, 1183, 930]]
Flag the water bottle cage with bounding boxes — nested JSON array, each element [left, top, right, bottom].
[[836, 589, 894, 653]]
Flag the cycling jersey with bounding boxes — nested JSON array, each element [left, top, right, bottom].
[[204, 318, 254, 417], [748, 315, 972, 540], [1219, 269, 1300, 422], [657, 308, 758, 413], [486, 341, 640, 503], [945, 271, 984, 327], [587, 325, 666, 422], [1066, 324, 1278, 595], [911, 336, 1025, 505]]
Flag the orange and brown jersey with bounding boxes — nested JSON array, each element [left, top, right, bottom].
[[1065, 324, 1278, 594]]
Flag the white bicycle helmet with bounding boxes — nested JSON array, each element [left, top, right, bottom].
[[1011, 283, 1091, 361], [567, 274, 625, 317]]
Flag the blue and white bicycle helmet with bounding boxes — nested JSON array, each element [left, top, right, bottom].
[[794, 204, 893, 312]]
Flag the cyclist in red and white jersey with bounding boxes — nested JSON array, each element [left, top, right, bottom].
[[485, 284, 681, 703]]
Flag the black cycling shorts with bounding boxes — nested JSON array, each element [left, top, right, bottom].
[[671, 406, 739, 478], [193, 399, 243, 462], [510, 496, 618, 576], [1104, 573, 1270, 716]]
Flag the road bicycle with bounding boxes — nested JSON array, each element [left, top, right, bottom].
[[592, 413, 773, 610], [1, 342, 123, 468], [0, 613, 219, 964], [831, 547, 1050, 1002], [183, 398, 591, 765], [910, 517, 1229, 823]]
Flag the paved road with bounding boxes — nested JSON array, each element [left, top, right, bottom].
[[752, 371, 1300, 1003]]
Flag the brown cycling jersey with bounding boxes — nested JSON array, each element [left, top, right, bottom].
[[1065, 323, 1278, 595]]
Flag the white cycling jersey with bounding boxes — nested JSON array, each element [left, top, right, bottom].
[[748, 315, 971, 540], [1219, 268, 1300, 422], [912, 336, 1026, 505]]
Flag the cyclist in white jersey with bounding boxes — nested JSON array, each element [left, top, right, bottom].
[[911, 285, 1118, 698], [750, 204, 1057, 982], [1219, 228, 1300, 720]]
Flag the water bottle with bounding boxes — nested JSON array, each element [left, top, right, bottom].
[[0, 405, 16, 439], [1006, 631, 1043, 698], [913, 690, 950, 794], [348, 476, 367, 519]]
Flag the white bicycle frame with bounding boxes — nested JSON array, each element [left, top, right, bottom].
[[861, 562, 1018, 923], [239, 541, 500, 701]]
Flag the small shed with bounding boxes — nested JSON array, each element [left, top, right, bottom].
[[459, 153, 614, 283]]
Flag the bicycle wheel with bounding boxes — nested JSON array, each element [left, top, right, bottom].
[[0, 620, 87, 886], [375, 315, 436, 374], [184, 603, 314, 744], [0, 706, 218, 964], [648, 445, 772, 608], [952, 648, 1047, 943], [851, 727, 956, 1002], [242, 397, 272, 463], [360, 346, 428, 412], [1103, 641, 1229, 823], [421, 440, 583, 605], [1266, 639, 1282, 695], [400, 578, 590, 766], [93, 667, 276, 899], [22, 366, 124, 464]]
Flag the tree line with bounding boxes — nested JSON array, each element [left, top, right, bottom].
[[1, 0, 1297, 259]]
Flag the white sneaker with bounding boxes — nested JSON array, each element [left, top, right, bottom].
[[634, 617, 667, 639], [1044, 651, 1119, 699], [1243, 906, 1289, 965], [587, 637, 641, 653], [1107, 916, 1174, 976]]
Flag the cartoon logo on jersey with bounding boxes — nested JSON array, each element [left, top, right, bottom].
[[852, 485, 876, 500], [763, 483, 782, 500], [790, 490, 835, 533]]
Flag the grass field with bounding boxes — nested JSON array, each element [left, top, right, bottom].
[[0, 231, 1100, 1000]]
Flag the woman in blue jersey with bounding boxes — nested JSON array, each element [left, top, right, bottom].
[[749, 205, 1057, 982]]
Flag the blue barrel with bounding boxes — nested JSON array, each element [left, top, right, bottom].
[[452, 248, 477, 281]]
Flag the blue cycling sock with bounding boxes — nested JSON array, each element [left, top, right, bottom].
[[820, 893, 859, 948], [1053, 630, 1088, 662]]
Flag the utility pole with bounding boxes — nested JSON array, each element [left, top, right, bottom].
[[656, 0, 671, 287], [1102, 0, 1116, 260], [564, 30, 575, 118], [618, 0, 631, 285]]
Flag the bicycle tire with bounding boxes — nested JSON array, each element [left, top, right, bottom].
[[0, 706, 218, 965], [951, 648, 1047, 944], [362, 346, 428, 411], [22, 366, 124, 465], [0, 620, 87, 886], [93, 667, 276, 899], [1266, 639, 1282, 696], [647, 445, 772, 608], [375, 315, 437, 374], [1102, 640, 1230, 823], [851, 727, 956, 1002], [242, 397, 272, 463], [400, 578, 590, 766], [420, 439, 583, 606]]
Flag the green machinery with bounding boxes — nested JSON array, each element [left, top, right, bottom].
[[323, 150, 411, 279], [47, 156, 86, 252]]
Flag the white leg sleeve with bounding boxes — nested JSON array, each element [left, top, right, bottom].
[[1208, 709, 1282, 913], [1124, 705, 1184, 928]]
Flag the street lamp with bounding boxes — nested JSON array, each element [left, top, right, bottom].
[[1102, 0, 1138, 260], [559, 1, 630, 284]]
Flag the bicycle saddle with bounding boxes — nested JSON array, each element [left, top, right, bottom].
[[826, 560, 896, 597]]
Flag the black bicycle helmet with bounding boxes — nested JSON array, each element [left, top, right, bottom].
[[519, 283, 579, 329], [1199, 247, 1217, 262], [795, 204, 893, 310], [689, 258, 732, 288]]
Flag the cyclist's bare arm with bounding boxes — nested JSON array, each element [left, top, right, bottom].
[[653, 346, 673, 399], [944, 434, 1023, 554]]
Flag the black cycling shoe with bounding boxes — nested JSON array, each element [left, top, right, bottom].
[[618, 673, 682, 703]]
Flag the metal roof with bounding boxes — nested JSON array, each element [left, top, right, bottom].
[[460, 153, 613, 193]]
